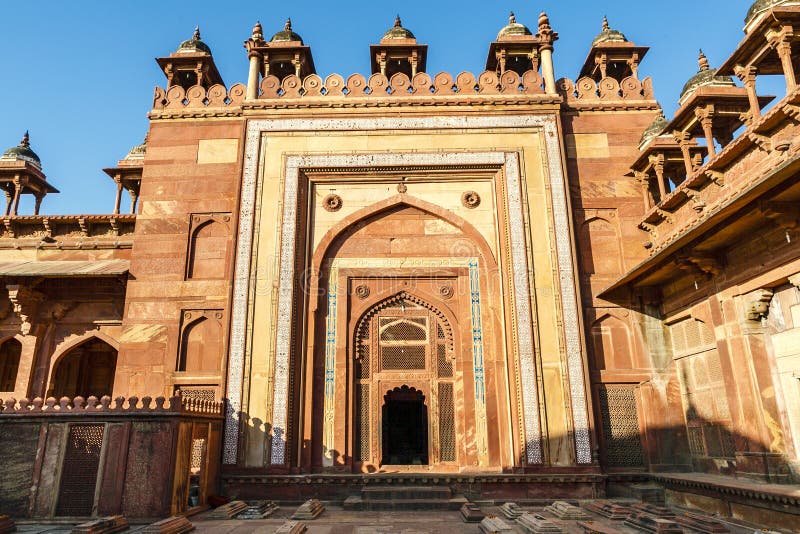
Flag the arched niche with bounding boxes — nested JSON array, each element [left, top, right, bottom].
[[49, 338, 118, 399], [0, 337, 22, 392], [178, 310, 224, 373], [186, 214, 231, 280], [579, 216, 622, 275], [590, 314, 634, 371]]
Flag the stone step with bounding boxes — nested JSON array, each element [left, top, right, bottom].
[[343, 495, 467, 511], [359, 485, 453, 501]]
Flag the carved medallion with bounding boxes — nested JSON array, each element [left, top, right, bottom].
[[355, 285, 370, 300], [323, 194, 343, 212], [461, 191, 481, 209], [397, 182, 407, 193], [439, 284, 454, 299]]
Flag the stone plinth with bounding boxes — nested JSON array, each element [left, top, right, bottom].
[[291, 499, 324, 520], [460, 502, 485, 522], [674, 512, 729, 533], [206, 501, 248, 519], [236, 501, 279, 519], [543, 501, 589, 520], [577, 521, 625, 534], [275, 521, 307, 534], [624, 512, 683, 533], [517, 512, 563, 533], [499, 502, 524, 519], [71, 515, 129, 534], [141, 516, 194, 534], [582, 500, 631, 520], [0, 515, 15, 534], [479, 516, 514, 533], [629, 502, 675, 517]]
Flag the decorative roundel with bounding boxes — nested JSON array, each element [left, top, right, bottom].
[[461, 191, 481, 209], [439, 285, 454, 299], [323, 193, 343, 212], [397, 182, 408, 194], [355, 285, 371, 300]]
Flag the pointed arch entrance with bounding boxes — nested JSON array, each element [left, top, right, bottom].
[[353, 293, 457, 469], [49, 338, 118, 399]]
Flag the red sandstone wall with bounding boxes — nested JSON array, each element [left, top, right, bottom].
[[116, 120, 245, 399]]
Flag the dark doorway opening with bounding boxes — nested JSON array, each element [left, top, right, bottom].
[[382, 385, 429, 465]]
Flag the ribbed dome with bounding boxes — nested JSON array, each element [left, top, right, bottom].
[[639, 112, 669, 148], [1, 131, 41, 167], [383, 15, 415, 40], [177, 27, 212, 55], [497, 12, 533, 39], [744, 0, 800, 26], [592, 16, 628, 47], [679, 51, 736, 103], [271, 18, 303, 43]]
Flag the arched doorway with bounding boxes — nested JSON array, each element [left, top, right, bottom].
[[382, 386, 428, 465], [49, 338, 118, 399], [0, 338, 21, 392], [353, 293, 456, 470]]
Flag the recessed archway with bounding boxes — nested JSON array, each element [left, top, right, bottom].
[[49, 338, 118, 399], [382, 386, 429, 465], [0, 337, 21, 392]]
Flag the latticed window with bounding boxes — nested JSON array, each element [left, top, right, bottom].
[[379, 317, 428, 370]]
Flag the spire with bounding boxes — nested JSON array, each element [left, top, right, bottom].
[[20, 131, 30, 148], [698, 49, 710, 71], [394, 15, 402, 28], [602, 15, 610, 32], [538, 12, 551, 31], [251, 20, 263, 41], [509, 11, 516, 24], [285, 18, 292, 32], [193, 26, 201, 40]]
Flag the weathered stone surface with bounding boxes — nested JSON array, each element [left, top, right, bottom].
[[577, 521, 625, 534], [499, 502, 524, 519], [674, 511, 729, 533], [205, 500, 248, 519], [141, 516, 194, 534], [235, 500, 279, 519], [479, 516, 514, 533], [543, 501, 589, 520], [624, 511, 683, 534], [291, 499, 324, 520], [460, 502, 485, 522], [0, 515, 16, 534], [582, 500, 631, 520], [0, 424, 40, 517], [274, 521, 306, 534], [71, 515, 129, 534], [517, 512, 562, 533]]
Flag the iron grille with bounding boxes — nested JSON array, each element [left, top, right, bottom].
[[55, 424, 105, 517]]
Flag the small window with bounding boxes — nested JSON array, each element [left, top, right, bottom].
[[0, 338, 22, 391]]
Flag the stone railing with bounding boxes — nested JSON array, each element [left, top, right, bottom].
[[638, 87, 800, 254], [0, 391, 224, 418], [557, 76, 655, 104], [0, 214, 136, 240]]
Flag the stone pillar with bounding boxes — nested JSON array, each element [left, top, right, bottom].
[[537, 13, 559, 95], [770, 27, 797, 92], [10, 176, 22, 216], [113, 177, 123, 215], [4, 190, 11, 216], [695, 106, 716, 157], [673, 131, 695, 176], [652, 155, 667, 200], [33, 193, 43, 216], [735, 65, 761, 119], [129, 190, 139, 214], [246, 52, 261, 101]]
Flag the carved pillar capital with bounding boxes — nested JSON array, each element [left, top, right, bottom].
[[745, 288, 774, 322], [6, 282, 44, 336], [788, 272, 800, 288]]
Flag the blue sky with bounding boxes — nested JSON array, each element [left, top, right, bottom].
[[0, 1, 766, 215]]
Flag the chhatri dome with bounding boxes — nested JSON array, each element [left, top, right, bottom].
[[382, 15, 415, 40], [271, 18, 304, 44], [679, 50, 736, 103], [497, 12, 533, 40], [592, 16, 628, 47], [745, 0, 800, 25], [177, 27, 212, 55], [639, 111, 669, 148], [1, 131, 41, 168]]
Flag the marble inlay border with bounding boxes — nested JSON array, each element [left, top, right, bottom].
[[323, 257, 487, 466], [228, 115, 590, 466]]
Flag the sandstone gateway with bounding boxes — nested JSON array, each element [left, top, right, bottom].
[[1, 1, 799, 530]]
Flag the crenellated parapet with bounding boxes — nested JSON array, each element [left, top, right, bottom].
[[557, 76, 656, 107], [0, 391, 224, 418]]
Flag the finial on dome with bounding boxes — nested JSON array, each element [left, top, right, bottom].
[[252, 20, 263, 40], [698, 49, 709, 71], [285, 18, 292, 31], [20, 131, 30, 148], [395, 15, 402, 28], [193, 26, 201, 40], [602, 15, 610, 31], [509, 11, 516, 24]]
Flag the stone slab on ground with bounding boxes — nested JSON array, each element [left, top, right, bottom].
[[577, 521, 625, 534], [628, 502, 674, 518], [274, 521, 306, 534], [479, 516, 513, 534], [674, 512, 730, 533], [235, 501, 279, 520], [206, 501, 249, 520], [291, 499, 324, 520], [517, 512, 562, 533], [71, 516, 129, 534], [140, 516, 194, 534], [543, 501, 589, 520], [460, 503, 485, 523], [0, 515, 16, 534], [624, 511, 683, 533], [582, 500, 631, 520], [498, 503, 523, 520]]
